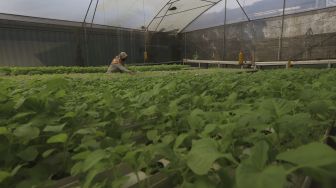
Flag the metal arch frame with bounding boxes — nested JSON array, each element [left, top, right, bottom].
[[180, 0, 253, 33], [147, 0, 221, 33], [235, 0, 251, 22]]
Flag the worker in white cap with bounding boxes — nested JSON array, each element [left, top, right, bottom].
[[106, 52, 134, 74]]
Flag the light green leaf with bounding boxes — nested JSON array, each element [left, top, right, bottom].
[[187, 138, 223, 175], [75, 128, 95, 135], [161, 134, 175, 144], [277, 142, 336, 167], [202, 124, 218, 135], [11, 164, 23, 176], [14, 98, 26, 110], [42, 149, 56, 158], [55, 90, 66, 98], [0, 171, 11, 183], [47, 133, 68, 144], [174, 133, 189, 149], [0, 127, 9, 135], [277, 113, 310, 134], [248, 141, 269, 170], [236, 141, 281, 188], [236, 165, 286, 188], [142, 105, 157, 116], [14, 125, 40, 141], [17, 146, 38, 161], [43, 123, 66, 133], [45, 77, 69, 90], [308, 100, 329, 115], [82, 150, 107, 172], [83, 165, 105, 188], [260, 99, 294, 118], [146, 130, 158, 142], [71, 162, 83, 175], [72, 151, 90, 160], [111, 176, 130, 188], [187, 109, 205, 130]]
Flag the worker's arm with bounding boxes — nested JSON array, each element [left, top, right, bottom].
[[116, 64, 134, 74]]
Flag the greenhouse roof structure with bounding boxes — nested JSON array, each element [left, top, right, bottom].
[[0, 0, 335, 32]]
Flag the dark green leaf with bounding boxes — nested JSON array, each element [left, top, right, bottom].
[[17, 146, 38, 161]]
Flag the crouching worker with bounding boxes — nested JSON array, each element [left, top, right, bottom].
[[106, 52, 134, 74]]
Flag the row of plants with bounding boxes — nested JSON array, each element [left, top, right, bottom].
[[0, 64, 189, 75], [0, 69, 336, 188]]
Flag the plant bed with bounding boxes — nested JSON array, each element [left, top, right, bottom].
[[1, 69, 336, 188], [0, 65, 190, 76]]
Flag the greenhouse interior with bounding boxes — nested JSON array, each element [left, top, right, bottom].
[[1, 0, 336, 188]]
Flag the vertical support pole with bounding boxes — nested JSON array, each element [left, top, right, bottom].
[[328, 62, 331, 69], [278, 0, 286, 61], [199, 63, 201, 68], [144, 30, 147, 64], [184, 32, 187, 61], [223, 0, 227, 60]]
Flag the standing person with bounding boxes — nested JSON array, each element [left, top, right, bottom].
[[238, 50, 245, 65], [106, 52, 134, 74]]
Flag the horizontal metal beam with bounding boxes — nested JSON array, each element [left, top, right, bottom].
[[184, 59, 250, 65], [292, 59, 336, 65], [255, 61, 288, 66], [184, 59, 336, 66], [154, 4, 213, 19]]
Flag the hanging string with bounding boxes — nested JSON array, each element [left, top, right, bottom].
[[102, 0, 106, 25], [184, 32, 187, 61], [82, 0, 94, 66], [223, 0, 227, 60], [117, 0, 121, 53], [143, 0, 148, 64], [102, 0, 110, 65]]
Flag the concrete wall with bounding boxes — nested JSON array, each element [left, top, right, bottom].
[[183, 6, 336, 62], [0, 16, 180, 67]]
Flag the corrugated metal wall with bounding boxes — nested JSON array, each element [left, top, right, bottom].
[[0, 19, 180, 67]]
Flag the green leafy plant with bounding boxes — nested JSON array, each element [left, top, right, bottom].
[[0, 65, 189, 75], [0, 69, 336, 187]]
